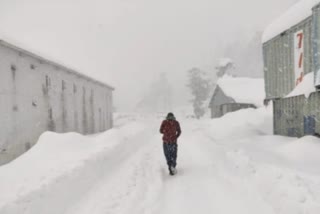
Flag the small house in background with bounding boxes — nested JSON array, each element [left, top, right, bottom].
[[208, 75, 265, 118]]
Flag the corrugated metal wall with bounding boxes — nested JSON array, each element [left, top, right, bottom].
[[263, 3, 320, 138], [273, 95, 305, 137], [273, 91, 320, 137], [312, 4, 320, 87], [263, 17, 313, 99]]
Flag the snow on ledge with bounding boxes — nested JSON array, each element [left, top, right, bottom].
[[262, 0, 319, 43], [217, 75, 265, 107], [286, 72, 316, 98]]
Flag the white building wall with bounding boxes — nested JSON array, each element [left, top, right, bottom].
[[0, 41, 114, 165]]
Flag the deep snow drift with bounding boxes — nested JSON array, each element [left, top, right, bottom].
[[0, 108, 320, 214]]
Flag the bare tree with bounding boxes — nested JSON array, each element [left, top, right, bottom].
[[135, 72, 172, 113], [187, 68, 211, 119], [215, 58, 234, 77]]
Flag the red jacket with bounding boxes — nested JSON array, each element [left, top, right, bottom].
[[160, 119, 181, 143]]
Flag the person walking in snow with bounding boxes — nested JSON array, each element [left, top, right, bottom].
[[160, 112, 181, 175]]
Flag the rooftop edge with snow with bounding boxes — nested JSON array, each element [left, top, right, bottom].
[[262, 0, 320, 43]]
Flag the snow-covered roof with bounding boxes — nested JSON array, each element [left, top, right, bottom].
[[286, 72, 315, 98], [0, 32, 114, 90], [262, 0, 319, 43], [217, 75, 265, 107]]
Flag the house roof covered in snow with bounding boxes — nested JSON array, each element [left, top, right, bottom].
[[262, 0, 320, 43], [214, 75, 265, 107]]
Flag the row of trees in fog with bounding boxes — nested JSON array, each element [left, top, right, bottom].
[[187, 32, 263, 118], [186, 59, 234, 119], [134, 32, 263, 118]]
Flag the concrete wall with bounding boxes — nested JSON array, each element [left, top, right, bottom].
[[273, 91, 320, 137], [0, 41, 114, 165], [263, 17, 313, 99]]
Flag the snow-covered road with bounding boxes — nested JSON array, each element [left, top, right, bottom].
[[63, 119, 271, 214], [1, 109, 320, 214]]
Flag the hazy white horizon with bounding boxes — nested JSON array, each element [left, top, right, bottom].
[[0, 0, 298, 111]]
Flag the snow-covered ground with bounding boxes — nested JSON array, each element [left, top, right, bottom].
[[1, 107, 320, 214]]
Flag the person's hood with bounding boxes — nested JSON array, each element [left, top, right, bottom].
[[166, 115, 176, 120]]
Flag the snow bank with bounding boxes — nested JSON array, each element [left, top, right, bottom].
[[203, 107, 320, 213], [217, 75, 265, 107], [203, 106, 273, 141], [276, 136, 320, 163], [286, 72, 315, 98], [0, 120, 147, 213], [262, 0, 319, 43], [1, 108, 320, 214]]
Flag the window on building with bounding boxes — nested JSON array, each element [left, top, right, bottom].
[[12, 105, 18, 112], [62, 80, 66, 91], [90, 89, 94, 103], [73, 84, 77, 94], [49, 108, 53, 120], [45, 75, 51, 88], [10, 64, 16, 72]]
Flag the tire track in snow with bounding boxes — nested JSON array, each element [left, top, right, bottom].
[[65, 123, 165, 214], [13, 116, 319, 214], [66, 117, 320, 214], [154, 121, 276, 214]]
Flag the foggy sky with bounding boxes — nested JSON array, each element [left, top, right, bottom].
[[0, 0, 298, 111]]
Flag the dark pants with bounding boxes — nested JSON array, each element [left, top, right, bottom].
[[163, 142, 178, 168]]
